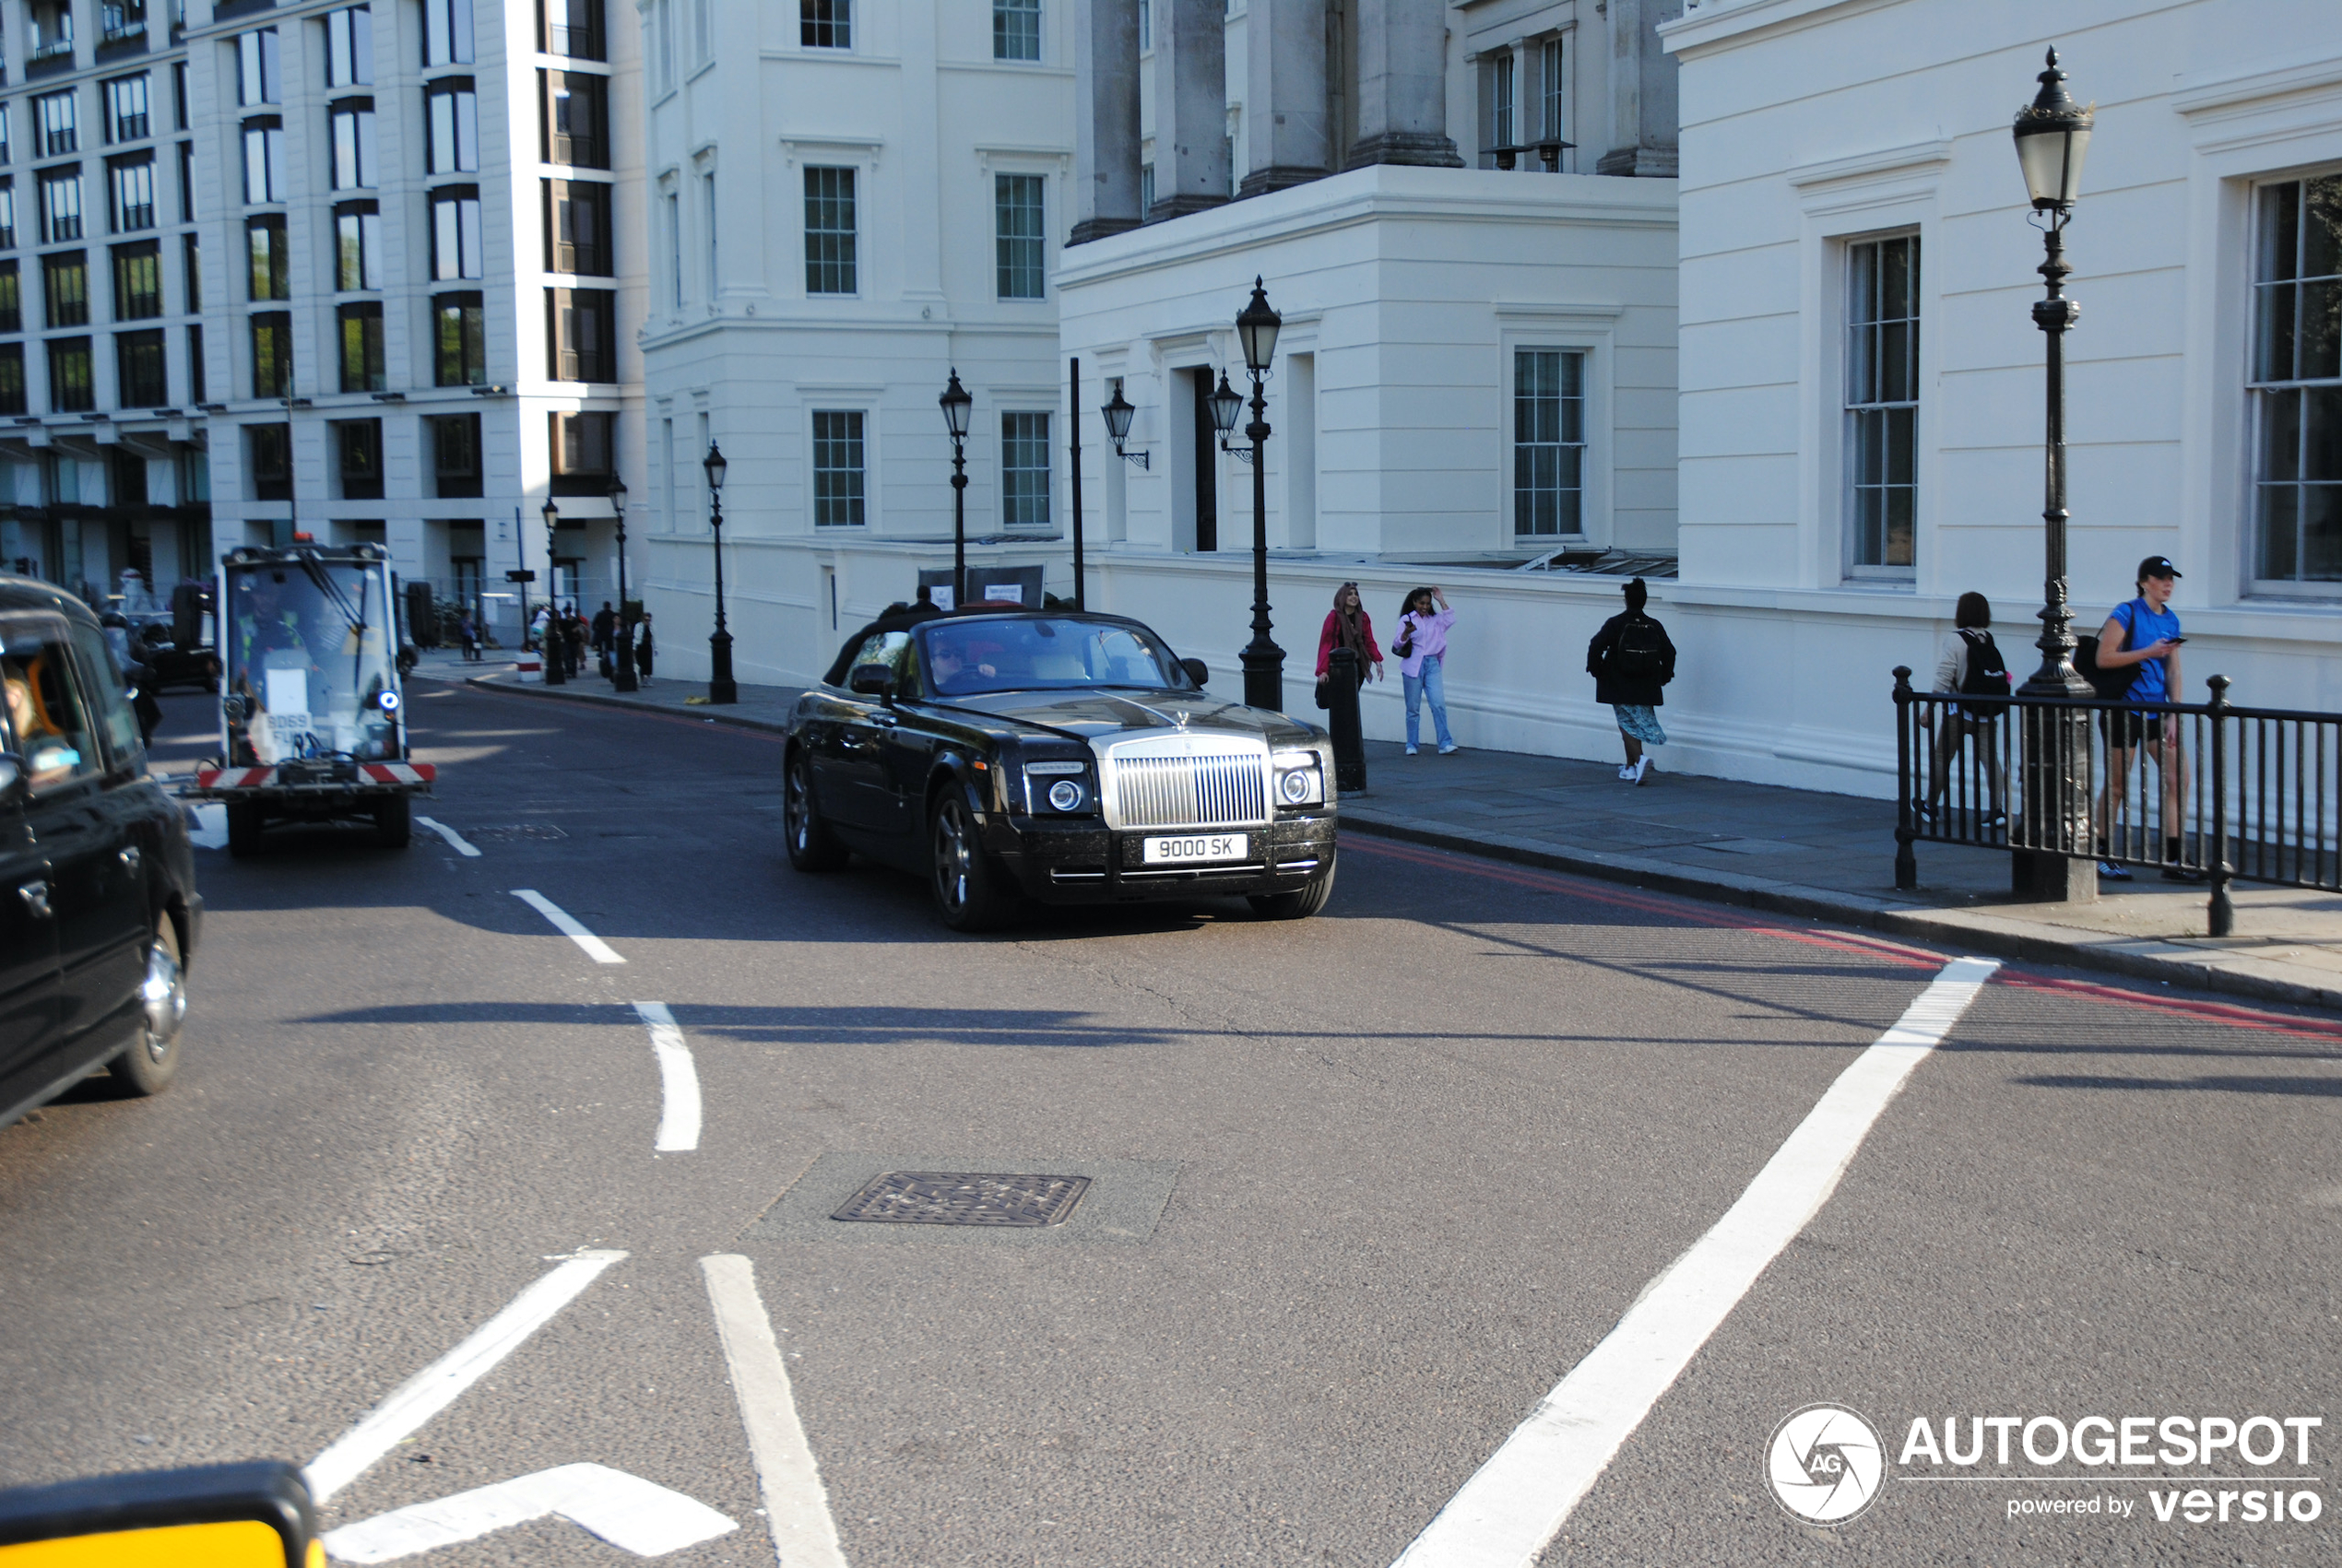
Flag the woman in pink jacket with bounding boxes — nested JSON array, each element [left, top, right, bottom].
[[1393, 585, 1458, 754]]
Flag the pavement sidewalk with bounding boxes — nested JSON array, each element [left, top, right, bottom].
[[420, 648, 2342, 1013]]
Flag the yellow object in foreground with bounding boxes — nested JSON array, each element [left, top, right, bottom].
[[0, 1518, 317, 1566]]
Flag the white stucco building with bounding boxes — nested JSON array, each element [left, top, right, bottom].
[[633, 0, 1074, 686]]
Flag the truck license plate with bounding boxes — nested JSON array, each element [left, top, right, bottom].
[[1142, 833, 1248, 865]]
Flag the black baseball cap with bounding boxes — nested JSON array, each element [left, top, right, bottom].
[[2137, 555, 2182, 580]]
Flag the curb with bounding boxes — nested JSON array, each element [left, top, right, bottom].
[[434, 669, 797, 738]]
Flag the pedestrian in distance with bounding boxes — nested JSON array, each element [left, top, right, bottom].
[[592, 601, 617, 679], [457, 611, 479, 663], [1315, 581, 1384, 694], [1922, 592, 2009, 828], [634, 613, 655, 682], [528, 603, 550, 653], [1586, 577, 1675, 784], [2093, 555, 2200, 882], [1393, 585, 1459, 756], [567, 607, 589, 680]]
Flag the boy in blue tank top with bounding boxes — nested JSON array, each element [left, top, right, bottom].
[[2093, 555, 2197, 882]]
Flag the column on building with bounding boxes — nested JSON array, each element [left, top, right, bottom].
[[1343, 0, 1462, 169], [1148, 0, 1231, 219], [1239, 0, 1331, 196], [1595, 0, 1679, 177], [1071, 0, 1142, 241]]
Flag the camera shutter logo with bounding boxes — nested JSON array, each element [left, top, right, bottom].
[[1768, 1403, 1887, 1525]]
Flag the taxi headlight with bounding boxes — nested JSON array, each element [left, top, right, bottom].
[[1047, 779, 1086, 812]]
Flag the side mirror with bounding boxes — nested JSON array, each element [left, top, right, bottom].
[[222, 693, 251, 724], [0, 1461, 320, 1566], [0, 754, 21, 805], [1180, 658, 1210, 689], [848, 664, 896, 700]]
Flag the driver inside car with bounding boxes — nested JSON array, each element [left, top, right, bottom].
[[3, 656, 83, 789]]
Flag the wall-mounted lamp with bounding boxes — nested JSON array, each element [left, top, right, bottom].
[[1208, 371, 1251, 464], [1100, 385, 1149, 468]]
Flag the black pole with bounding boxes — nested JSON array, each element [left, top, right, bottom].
[[1326, 647, 1366, 794], [513, 505, 527, 658], [950, 431, 968, 607], [708, 488, 737, 703], [1893, 666, 1918, 890], [1238, 366, 1283, 709], [542, 512, 565, 685], [1069, 356, 1085, 610], [2020, 215, 2087, 698], [612, 499, 637, 692]]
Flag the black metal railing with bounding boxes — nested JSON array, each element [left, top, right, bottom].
[[1894, 668, 2342, 937]]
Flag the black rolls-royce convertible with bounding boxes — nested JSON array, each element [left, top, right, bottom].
[[783, 610, 1338, 930]]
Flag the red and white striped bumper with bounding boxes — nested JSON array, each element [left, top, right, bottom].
[[194, 762, 435, 791]]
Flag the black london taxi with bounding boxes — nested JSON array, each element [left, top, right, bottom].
[[783, 610, 1339, 930], [2, 575, 201, 1127]]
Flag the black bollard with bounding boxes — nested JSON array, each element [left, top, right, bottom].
[[1326, 646, 1367, 796]]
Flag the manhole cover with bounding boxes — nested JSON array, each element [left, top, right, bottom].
[[832, 1172, 1090, 1228], [466, 823, 569, 842]]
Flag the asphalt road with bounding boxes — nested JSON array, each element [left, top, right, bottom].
[[0, 678, 2334, 1567]]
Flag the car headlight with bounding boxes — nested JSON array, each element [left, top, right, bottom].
[[1048, 779, 1086, 811], [1272, 749, 1325, 807], [1024, 760, 1092, 814]]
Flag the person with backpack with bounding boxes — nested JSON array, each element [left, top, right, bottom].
[[1922, 591, 2008, 826], [2092, 555, 2198, 882], [1392, 585, 1458, 756], [1587, 577, 1675, 784]]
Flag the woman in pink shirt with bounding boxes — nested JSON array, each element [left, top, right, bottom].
[[1394, 585, 1458, 755]]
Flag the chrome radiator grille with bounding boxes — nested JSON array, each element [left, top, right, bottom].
[[1108, 751, 1268, 830]]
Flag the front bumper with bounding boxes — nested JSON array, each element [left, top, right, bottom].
[[988, 812, 1338, 902]]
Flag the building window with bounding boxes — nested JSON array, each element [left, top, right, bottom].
[[115, 327, 165, 407], [329, 98, 376, 189], [104, 75, 148, 143], [544, 0, 604, 61], [0, 261, 18, 332], [47, 336, 92, 412], [185, 322, 205, 403], [424, 0, 475, 67], [663, 188, 681, 307], [0, 105, 11, 166], [431, 184, 481, 279], [1845, 232, 1919, 574], [247, 422, 291, 501], [431, 411, 481, 497], [550, 409, 615, 494], [336, 418, 382, 498], [801, 0, 849, 49], [30, 2, 75, 67], [242, 116, 286, 203], [249, 309, 290, 397], [0, 183, 15, 249], [111, 239, 159, 318], [804, 166, 856, 295], [100, 0, 147, 48], [1140, 162, 1153, 216], [337, 301, 383, 391], [245, 215, 288, 300], [1001, 411, 1050, 526], [2251, 174, 2341, 586], [810, 409, 865, 525], [325, 6, 373, 88], [546, 286, 615, 381], [703, 171, 716, 297], [176, 140, 193, 219], [426, 78, 478, 173], [544, 179, 611, 275], [1513, 348, 1585, 537], [237, 29, 280, 106], [995, 173, 1044, 300], [1536, 36, 1566, 165], [0, 344, 25, 416], [541, 71, 608, 168], [37, 170, 79, 243], [182, 231, 199, 309], [41, 250, 87, 327], [334, 201, 381, 290], [994, 0, 1040, 62], [172, 62, 189, 130], [433, 291, 485, 385], [107, 154, 153, 230], [35, 91, 77, 157], [1484, 51, 1514, 167]]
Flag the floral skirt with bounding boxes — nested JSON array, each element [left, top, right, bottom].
[[1614, 704, 1667, 745]]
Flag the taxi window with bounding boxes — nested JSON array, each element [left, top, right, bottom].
[[1, 626, 104, 795], [70, 621, 144, 771]]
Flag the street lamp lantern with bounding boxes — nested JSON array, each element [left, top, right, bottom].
[[702, 442, 727, 492], [609, 471, 636, 691], [939, 369, 973, 439], [1101, 384, 1149, 468], [539, 497, 564, 684], [2013, 49, 2093, 212], [940, 369, 973, 606], [1232, 279, 1284, 711], [1208, 371, 1246, 454], [1236, 276, 1282, 372], [704, 441, 736, 704]]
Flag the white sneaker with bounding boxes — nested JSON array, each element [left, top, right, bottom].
[[1437, 743, 1459, 755], [1405, 746, 1420, 756], [1617, 764, 1635, 781], [1632, 757, 1652, 784]]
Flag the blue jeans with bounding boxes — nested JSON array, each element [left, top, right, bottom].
[[1404, 654, 1455, 749]]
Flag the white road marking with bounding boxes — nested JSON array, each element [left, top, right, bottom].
[[321, 1462, 736, 1562], [701, 1255, 848, 1568], [511, 889, 625, 964], [1392, 956, 2001, 1568], [632, 1002, 703, 1152], [415, 816, 481, 856], [304, 1249, 627, 1504], [185, 801, 228, 850]]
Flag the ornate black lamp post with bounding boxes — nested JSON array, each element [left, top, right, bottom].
[[609, 472, 636, 691], [704, 442, 736, 704], [1234, 278, 1283, 710], [539, 497, 565, 685], [2011, 47, 2097, 900], [939, 370, 973, 607]]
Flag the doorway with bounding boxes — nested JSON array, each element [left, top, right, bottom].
[[1189, 368, 1218, 553]]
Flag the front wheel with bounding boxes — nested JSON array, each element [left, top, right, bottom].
[[374, 794, 412, 848], [785, 749, 849, 872], [109, 914, 185, 1096], [930, 794, 1018, 933], [1248, 854, 1337, 920]]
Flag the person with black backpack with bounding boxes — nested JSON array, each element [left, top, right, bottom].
[[1587, 577, 1675, 784], [1922, 591, 2008, 827]]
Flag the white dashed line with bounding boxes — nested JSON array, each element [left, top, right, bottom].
[[701, 1255, 848, 1568], [511, 889, 625, 964], [1393, 956, 2001, 1568], [416, 816, 481, 856], [631, 1001, 702, 1153], [305, 1250, 627, 1504]]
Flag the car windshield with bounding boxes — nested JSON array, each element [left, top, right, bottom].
[[223, 560, 400, 762], [922, 618, 1189, 696]]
